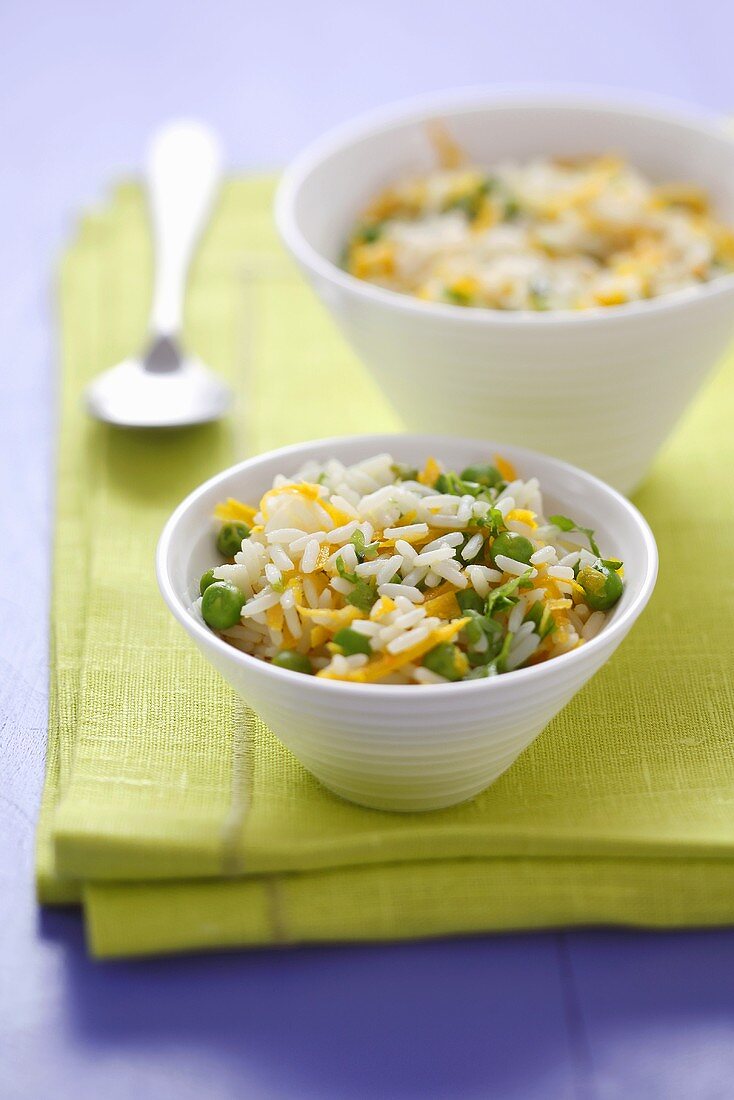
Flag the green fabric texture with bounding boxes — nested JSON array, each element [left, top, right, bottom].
[[37, 177, 734, 957]]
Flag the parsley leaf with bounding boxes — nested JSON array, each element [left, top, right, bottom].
[[485, 570, 534, 616], [549, 514, 601, 557]]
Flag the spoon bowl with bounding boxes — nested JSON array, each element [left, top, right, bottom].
[[85, 122, 231, 429], [86, 340, 231, 429]]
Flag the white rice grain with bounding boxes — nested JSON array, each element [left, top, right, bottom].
[[284, 605, 302, 638], [301, 538, 321, 574], [582, 611, 606, 640], [266, 528, 306, 544], [330, 577, 353, 596], [351, 619, 381, 636], [395, 539, 418, 563], [508, 602, 526, 633], [530, 545, 557, 566], [378, 582, 424, 603], [242, 590, 282, 617], [430, 514, 468, 529], [264, 563, 282, 588], [424, 531, 464, 551], [413, 667, 448, 685], [302, 577, 320, 608], [326, 520, 360, 544], [330, 495, 359, 518], [413, 545, 456, 567], [270, 544, 295, 572], [461, 533, 484, 561], [289, 530, 327, 554], [383, 522, 429, 540], [505, 632, 540, 671], [431, 560, 468, 588], [547, 565, 575, 581], [494, 554, 537, 578], [355, 557, 390, 578], [376, 555, 403, 586], [386, 625, 431, 655], [392, 607, 427, 631], [401, 566, 429, 588]]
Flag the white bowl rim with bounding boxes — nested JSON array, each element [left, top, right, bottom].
[[156, 432, 658, 700], [275, 85, 734, 327]]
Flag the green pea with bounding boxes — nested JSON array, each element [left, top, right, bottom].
[[457, 589, 485, 613], [460, 464, 504, 489], [216, 521, 250, 557], [201, 581, 245, 630], [490, 531, 534, 566], [272, 650, 313, 675], [199, 569, 217, 595], [422, 642, 467, 682], [333, 627, 372, 656], [577, 563, 623, 612]]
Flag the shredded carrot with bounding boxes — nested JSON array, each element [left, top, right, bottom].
[[494, 455, 517, 483]]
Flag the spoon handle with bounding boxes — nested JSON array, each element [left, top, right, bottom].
[[147, 121, 222, 337]]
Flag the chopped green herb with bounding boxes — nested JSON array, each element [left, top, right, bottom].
[[346, 578, 378, 614], [460, 463, 504, 489], [422, 642, 467, 681], [493, 631, 515, 673], [434, 470, 484, 497], [333, 627, 372, 656], [460, 612, 485, 647], [390, 462, 419, 482], [460, 609, 504, 651], [457, 589, 485, 614], [464, 664, 498, 680], [524, 601, 556, 640], [474, 507, 507, 536], [485, 570, 534, 616], [350, 529, 378, 562], [335, 555, 358, 583], [549, 514, 601, 557], [466, 630, 515, 677]]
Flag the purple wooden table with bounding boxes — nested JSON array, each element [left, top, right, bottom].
[[2, 3, 734, 1096]]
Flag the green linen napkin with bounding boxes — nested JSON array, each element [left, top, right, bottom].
[[37, 178, 734, 958]]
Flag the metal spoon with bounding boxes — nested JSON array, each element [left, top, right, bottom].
[[85, 121, 231, 428]]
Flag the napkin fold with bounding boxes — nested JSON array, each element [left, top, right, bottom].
[[37, 178, 734, 958]]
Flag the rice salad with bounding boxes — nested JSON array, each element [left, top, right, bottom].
[[197, 453, 624, 685], [345, 151, 734, 311]]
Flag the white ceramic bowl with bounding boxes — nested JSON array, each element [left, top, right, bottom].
[[276, 91, 734, 495], [157, 433, 658, 812]]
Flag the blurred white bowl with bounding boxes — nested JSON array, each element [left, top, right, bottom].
[[157, 433, 658, 812], [276, 90, 734, 495]]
